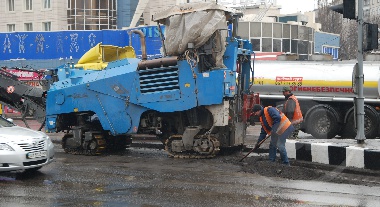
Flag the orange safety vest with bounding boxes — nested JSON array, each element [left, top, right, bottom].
[[260, 107, 292, 135], [284, 95, 303, 125]]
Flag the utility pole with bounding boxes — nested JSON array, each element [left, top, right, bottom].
[[355, 0, 366, 143], [330, 0, 375, 143]]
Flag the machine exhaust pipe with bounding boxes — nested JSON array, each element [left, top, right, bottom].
[[137, 56, 178, 70], [131, 30, 147, 61]]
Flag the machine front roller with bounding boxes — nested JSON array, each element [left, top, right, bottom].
[[165, 135, 220, 158], [61, 133, 107, 155]]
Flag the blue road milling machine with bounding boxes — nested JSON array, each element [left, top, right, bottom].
[[44, 2, 258, 158]]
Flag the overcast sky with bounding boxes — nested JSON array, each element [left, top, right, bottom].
[[276, 0, 317, 14]]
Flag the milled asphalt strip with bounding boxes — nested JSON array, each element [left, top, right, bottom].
[[50, 132, 380, 170]]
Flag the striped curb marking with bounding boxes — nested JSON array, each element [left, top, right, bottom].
[[286, 141, 380, 170]]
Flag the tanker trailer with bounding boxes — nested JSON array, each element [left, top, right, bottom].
[[45, 2, 258, 157], [251, 60, 380, 139]]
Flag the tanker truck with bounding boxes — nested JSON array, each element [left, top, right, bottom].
[[251, 60, 380, 139]]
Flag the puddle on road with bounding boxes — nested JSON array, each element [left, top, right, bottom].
[[0, 176, 16, 181]]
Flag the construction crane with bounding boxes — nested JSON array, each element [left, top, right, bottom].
[[129, 0, 150, 28], [253, 0, 275, 21]]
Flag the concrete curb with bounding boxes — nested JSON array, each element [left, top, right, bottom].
[[286, 140, 380, 170]]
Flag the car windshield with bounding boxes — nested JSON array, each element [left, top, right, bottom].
[[0, 117, 16, 127]]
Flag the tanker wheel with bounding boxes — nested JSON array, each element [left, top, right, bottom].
[[306, 108, 339, 139], [276, 104, 284, 112], [342, 108, 378, 139]]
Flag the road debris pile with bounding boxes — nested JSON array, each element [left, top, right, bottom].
[[234, 155, 380, 187]]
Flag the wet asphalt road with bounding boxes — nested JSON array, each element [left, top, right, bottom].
[[1, 142, 380, 207], [1, 118, 380, 206]]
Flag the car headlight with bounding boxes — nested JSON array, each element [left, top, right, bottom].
[[45, 136, 53, 145], [0, 143, 15, 151]]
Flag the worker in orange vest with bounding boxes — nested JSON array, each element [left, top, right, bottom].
[[281, 86, 303, 139], [252, 104, 295, 165]]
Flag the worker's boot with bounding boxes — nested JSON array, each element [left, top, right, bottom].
[[291, 130, 299, 139], [290, 123, 301, 139]]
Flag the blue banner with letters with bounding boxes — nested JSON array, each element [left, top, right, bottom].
[[0, 26, 163, 61]]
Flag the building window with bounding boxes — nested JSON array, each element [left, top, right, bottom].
[[251, 39, 261, 51], [43, 0, 51, 9], [43, 22, 51, 31], [273, 39, 282, 52], [8, 0, 15, 11], [25, 0, 33, 11], [7, 24, 15, 32], [25, 23, 33, 31], [67, 0, 117, 30]]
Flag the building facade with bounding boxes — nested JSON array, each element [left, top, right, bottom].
[[1, 0, 129, 32], [238, 21, 315, 60], [117, 0, 138, 29], [314, 31, 340, 59], [1, 0, 67, 32], [364, 0, 380, 20]]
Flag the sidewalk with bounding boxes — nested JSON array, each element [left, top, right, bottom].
[[246, 124, 380, 170]]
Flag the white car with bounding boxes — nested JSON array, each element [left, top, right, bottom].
[[0, 116, 54, 172]]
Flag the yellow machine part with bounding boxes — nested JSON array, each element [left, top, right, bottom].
[[75, 43, 136, 70]]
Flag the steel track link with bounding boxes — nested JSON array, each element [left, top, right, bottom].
[[165, 134, 220, 159]]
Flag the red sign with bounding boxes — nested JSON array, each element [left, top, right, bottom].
[[252, 52, 283, 61], [276, 76, 303, 82], [6, 69, 42, 81]]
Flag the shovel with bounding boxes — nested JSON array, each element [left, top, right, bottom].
[[239, 135, 271, 162]]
